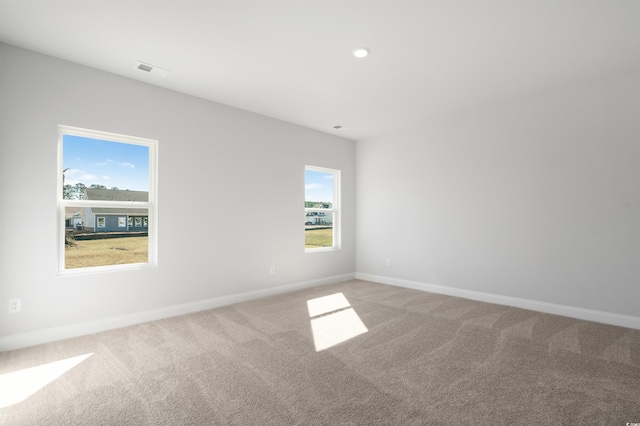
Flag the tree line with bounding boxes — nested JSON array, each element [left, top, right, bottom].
[[305, 201, 332, 208], [63, 183, 124, 200]]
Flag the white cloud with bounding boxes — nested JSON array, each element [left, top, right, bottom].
[[103, 176, 110, 180], [95, 158, 117, 166], [64, 170, 88, 185], [305, 183, 322, 190], [63, 169, 100, 186], [94, 159, 134, 169]]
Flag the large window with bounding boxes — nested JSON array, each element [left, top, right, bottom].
[[305, 166, 340, 252], [58, 126, 158, 274]]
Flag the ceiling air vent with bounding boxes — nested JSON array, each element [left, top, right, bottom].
[[137, 63, 153, 72], [136, 62, 170, 78]]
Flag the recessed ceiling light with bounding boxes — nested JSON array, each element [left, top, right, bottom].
[[352, 47, 370, 59]]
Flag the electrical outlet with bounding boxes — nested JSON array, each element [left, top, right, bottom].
[[9, 298, 21, 313], [269, 266, 276, 275], [385, 258, 391, 266]]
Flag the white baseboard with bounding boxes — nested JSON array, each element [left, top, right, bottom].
[[0, 273, 355, 352], [356, 272, 640, 330]]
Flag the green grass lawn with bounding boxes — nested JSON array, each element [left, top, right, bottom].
[[305, 228, 333, 249], [65, 236, 148, 269]]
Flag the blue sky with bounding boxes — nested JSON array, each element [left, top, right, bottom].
[[305, 169, 334, 203], [63, 135, 149, 191]]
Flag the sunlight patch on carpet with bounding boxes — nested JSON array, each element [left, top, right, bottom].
[[307, 292, 351, 317], [308, 293, 368, 351], [0, 353, 93, 408]]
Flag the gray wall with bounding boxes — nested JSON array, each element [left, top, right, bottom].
[[356, 72, 640, 317], [0, 43, 355, 343]]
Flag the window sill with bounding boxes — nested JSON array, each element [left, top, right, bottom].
[[57, 262, 157, 277], [305, 247, 341, 254]]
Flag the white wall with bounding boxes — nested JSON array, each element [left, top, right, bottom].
[[0, 43, 355, 349], [357, 72, 640, 320], [1, 42, 638, 351]]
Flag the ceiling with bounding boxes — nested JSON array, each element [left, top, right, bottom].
[[1, 1, 638, 141]]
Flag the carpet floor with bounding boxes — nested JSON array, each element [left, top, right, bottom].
[[1, 279, 639, 425]]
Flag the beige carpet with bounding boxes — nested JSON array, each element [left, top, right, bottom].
[[1, 280, 639, 425]]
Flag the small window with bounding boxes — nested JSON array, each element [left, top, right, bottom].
[[305, 166, 340, 252], [143, 217, 148, 227], [58, 125, 157, 273]]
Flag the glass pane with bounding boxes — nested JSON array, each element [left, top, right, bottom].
[[65, 207, 149, 269], [62, 134, 149, 199], [305, 169, 334, 208], [305, 212, 333, 249]]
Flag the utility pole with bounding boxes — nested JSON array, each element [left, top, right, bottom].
[[62, 168, 70, 198]]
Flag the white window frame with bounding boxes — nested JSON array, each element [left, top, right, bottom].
[[57, 125, 158, 275], [305, 165, 341, 253], [118, 217, 126, 228], [97, 217, 106, 228]]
